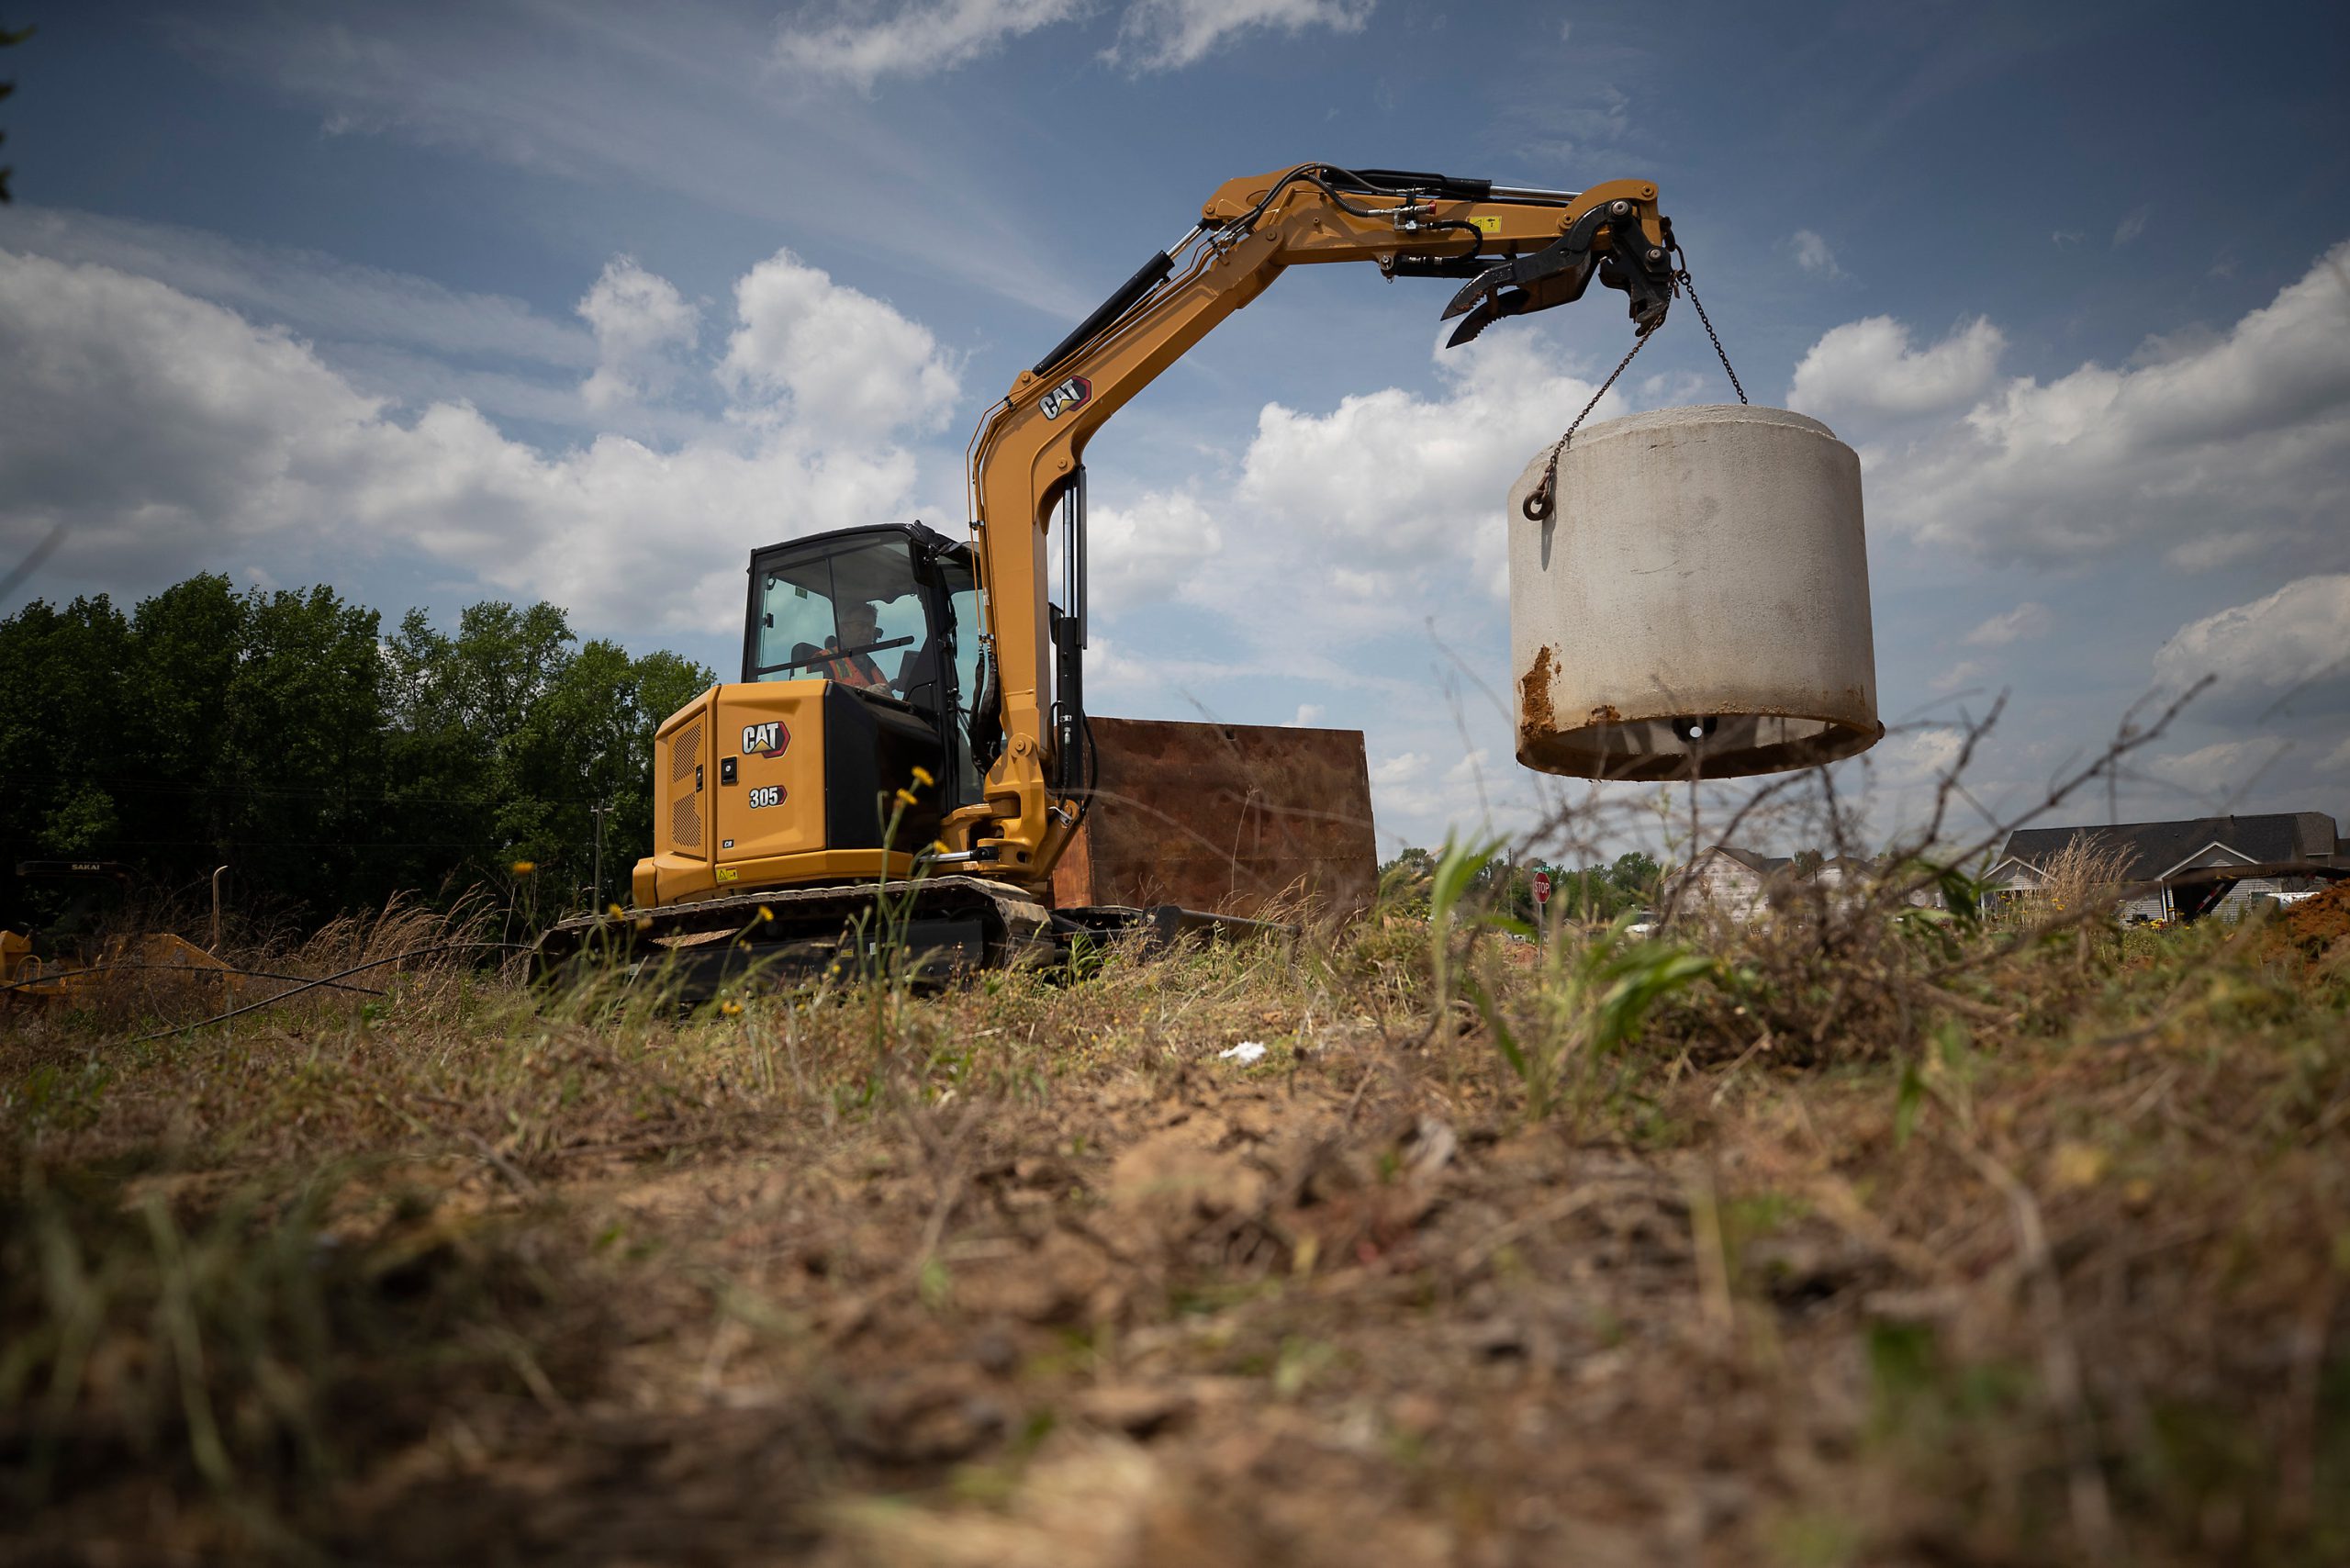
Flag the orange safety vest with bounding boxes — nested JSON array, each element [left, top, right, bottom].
[[818, 645, 890, 689]]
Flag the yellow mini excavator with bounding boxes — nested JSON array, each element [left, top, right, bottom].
[[538, 164, 1677, 985]]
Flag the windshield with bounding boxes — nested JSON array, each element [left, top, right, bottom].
[[750, 534, 931, 696]]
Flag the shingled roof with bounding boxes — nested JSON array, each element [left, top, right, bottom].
[[1994, 813, 2341, 880], [1708, 846, 1793, 877]]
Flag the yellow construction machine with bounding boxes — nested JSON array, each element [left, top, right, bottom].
[[1, 859, 241, 1006], [539, 164, 1677, 985]]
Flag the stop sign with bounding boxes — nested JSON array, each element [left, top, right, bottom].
[[1532, 870, 1551, 906]]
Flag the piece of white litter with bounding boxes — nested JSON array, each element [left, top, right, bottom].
[[1219, 1041, 1268, 1063]]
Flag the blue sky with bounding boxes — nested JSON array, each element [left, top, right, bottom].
[[4, 0, 2347, 855]]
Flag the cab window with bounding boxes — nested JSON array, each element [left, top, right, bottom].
[[750, 534, 931, 695]]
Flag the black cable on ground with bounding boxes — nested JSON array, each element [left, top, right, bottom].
[[126, 940, 534, 1044], [2, 960, 389, 999]]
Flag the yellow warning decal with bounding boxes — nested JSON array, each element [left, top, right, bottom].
[[715, 867, 740, 882], [1470, 216, 1503, 233]]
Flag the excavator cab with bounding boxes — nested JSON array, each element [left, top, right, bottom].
[[633, 522, 985, 909]]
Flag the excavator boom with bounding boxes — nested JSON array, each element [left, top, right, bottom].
[[946, 164, 1673, 887]]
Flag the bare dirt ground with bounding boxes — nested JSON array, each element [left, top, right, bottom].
[[6, 890, 2348, 1565]]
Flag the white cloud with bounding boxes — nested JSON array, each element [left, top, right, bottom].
[[1086, 489, 1223, 607], [1826, 242, 2350, 566], [1367, 748, 1444, 834], [1787, 315, 2005, 420], [0, 206, 592, 371], [2143, 736, 2293, 800], [1491, 80, 1631, 168], [0, 248, 942, 633], [2151, 573, 2350, 713], [1930, 658, 1988, 693], [1444, 747, 1491, 785], [719, 249, 959, 438], [1962, 599, 2051, 646], [1225, 328, 1622, 633], [1791, 229, 1842, 278], [771, 0, 1375, 83], [2114, 205, 2153, 246], [2165, 532, 2266, 573], [577, 257, 700, 410], [1283, 702, 1325, 727], [0, 210, 702, 442], [166, 6, 1093, 320], [772, 0, 1089, 89], [1080, 630, 1272, 713], [1874, 726, 1967, 788], [1109, 0, 1375, 71]]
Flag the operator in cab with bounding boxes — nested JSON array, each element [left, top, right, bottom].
[[818, 600, 893, 692]]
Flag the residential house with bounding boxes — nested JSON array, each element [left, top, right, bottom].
[[1984, 812, 2344, 923], [1665, 846, 1791, 921], [1663, 847, 1945, 920]]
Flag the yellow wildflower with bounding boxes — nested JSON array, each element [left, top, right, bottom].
[[910, 766, 935, 788], [721, 1001, 744, 1017], [757, 906, 774, 922], [893, 787, 919, 807], [2051, 1141, 2107, 1191], [510, 860, 537, 875]]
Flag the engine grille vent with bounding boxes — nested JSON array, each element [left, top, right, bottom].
[[667, 720, 703, 854]]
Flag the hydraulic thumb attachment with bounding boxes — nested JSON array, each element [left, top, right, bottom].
[[1441, 196, 1676, 346]]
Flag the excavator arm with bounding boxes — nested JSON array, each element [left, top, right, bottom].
[[944, 164, 1675, 886]]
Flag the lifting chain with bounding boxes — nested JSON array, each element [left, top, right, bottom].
[[1674, 243, 1748, 406], [1519, 242, 1750, 523], [1518, 332, 1650, 521]]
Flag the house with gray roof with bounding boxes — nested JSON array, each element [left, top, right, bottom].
[[1984, 812, 2344, 923]]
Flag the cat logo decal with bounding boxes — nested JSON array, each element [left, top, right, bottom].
[[1038, 375, 1091, 420]]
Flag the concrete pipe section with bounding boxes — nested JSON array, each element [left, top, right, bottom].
[[1507, 404, 1882, 781]]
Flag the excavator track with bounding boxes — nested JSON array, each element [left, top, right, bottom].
[[532, 874, 1058, 997], [532, 875, 1292, 1001]]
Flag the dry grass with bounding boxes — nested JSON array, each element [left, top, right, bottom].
[[4, 854, 2346, 1566], [2030, 834, 2142, 923]]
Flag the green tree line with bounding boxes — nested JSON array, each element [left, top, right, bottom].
[[0, 575, 714, 927]]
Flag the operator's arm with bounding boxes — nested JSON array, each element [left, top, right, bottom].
[[946, 165, 1675, 880]]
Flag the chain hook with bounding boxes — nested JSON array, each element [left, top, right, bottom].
[[1521, 331, 1650, 521]]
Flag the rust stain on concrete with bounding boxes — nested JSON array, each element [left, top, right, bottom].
[[1518, 644, 1558, 745]]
